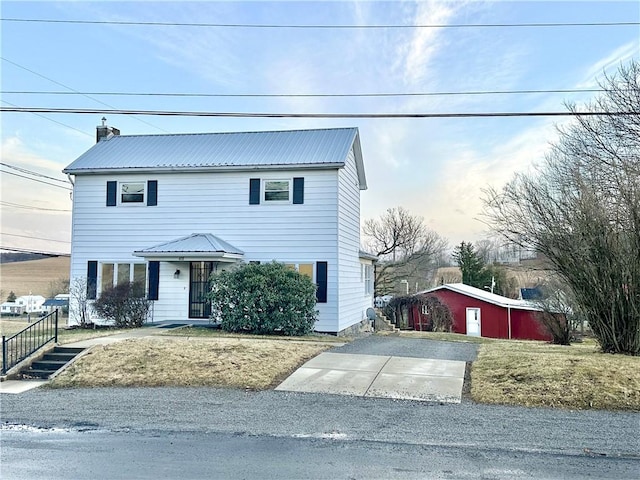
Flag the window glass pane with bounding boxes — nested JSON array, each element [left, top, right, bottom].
[[284, 263, 296, 271], [101, 263, 114, 292], [298, 264, 313, 279], [117, 263, 130, 285], [133, 264, 147, 294], [121, 182, 145, 203], [264, 180, 289, 202]]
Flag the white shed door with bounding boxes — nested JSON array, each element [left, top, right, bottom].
[[466, 308, 481, 337]]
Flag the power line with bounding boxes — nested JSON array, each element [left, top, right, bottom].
[[1, 232, 70, 244], [1, 162, 70, 185], [2, 18, 638, 29], [1, 99, 92, 137], [0, 88, 606, 99], [1, 57, 170, 134], [0, 246, 69, 256], [0, 201, 71, 212], [0, 169, 73, 190], [0, 106, 634, 119]]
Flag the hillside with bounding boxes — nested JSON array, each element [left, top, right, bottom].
[[0, 256, 70, 298]]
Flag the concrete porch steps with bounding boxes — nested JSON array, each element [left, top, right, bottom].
[[21, 347, 85, 379]]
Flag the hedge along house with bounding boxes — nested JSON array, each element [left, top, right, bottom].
[[415, 283, 553, 341], [63, 123, 376, 335]]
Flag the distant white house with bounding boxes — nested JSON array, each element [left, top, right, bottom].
[[1, 302, 25, 316], [63, 123, 376, 334], [15, 295, 46, 314]]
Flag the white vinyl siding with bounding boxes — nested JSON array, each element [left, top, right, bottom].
[[337, 148, 370, 331], [68, 169, 340, 329]]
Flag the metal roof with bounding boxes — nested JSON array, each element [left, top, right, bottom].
[[64, 127, 366, 188], [134, 233, 244, 256], [420, 283, 542, 311], [43, 298, 68, 307]]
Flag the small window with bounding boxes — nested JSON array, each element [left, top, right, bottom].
[[121, 182, 145, 203], [298, 263, 313, 279], [364, 265, 373, 295], [264, 180, 290, 202]]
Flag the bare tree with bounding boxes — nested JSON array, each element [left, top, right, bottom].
[[363, 207, 448, 295], [484, 60, 640, 355], [69, 277, 90, 328]]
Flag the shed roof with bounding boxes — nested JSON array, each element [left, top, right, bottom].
[[43, 298, 68, 307], [420, 283, 541, 311], [64, 127, 367, 189]]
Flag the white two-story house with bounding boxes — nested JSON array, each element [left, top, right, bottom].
[[63, 123, 376, 334]]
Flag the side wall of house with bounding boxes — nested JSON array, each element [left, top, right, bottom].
[[68, 168, 340, 331], [336, 147, 370, 332]]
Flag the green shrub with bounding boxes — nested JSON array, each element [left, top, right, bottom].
[[93, 282, 150, 328], [208, 262, 318, 335]]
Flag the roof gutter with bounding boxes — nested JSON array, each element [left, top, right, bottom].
[[63, 162, 346, 176]]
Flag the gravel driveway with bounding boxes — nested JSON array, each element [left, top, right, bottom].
[[330, 334, 479, 362]]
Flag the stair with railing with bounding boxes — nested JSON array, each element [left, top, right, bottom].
[[21, 346, 85, 379]]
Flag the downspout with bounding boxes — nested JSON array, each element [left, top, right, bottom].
[[507, 306, 512, 339]]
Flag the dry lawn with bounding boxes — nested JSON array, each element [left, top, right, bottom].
[[0, 256, 70, 297], [160, 326, 348, 343], [472, 339, 640, 411], [50, 337, 331, 389]]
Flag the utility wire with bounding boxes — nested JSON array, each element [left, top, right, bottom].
[[1, 169, 73, 190], [1, 162, 70, 185], [1, 232, 70, 244], [0, 246, 69, 256], [1, 57, 170, 134], [0, 88, 607, 98], [0, 201, 71, 212], [0, 106, 634, 119], [2, 18, 638, 29], [1, 99, 92, 137]]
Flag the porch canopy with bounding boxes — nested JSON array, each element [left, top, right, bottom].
[[133, 233, 244, 262]]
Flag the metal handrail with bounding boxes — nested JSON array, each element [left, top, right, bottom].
[[2, 310, 58, 374]]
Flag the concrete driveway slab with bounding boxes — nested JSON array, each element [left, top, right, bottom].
[[276, 352, 466, 403], [303, 352, 389, 372], [275, 368, 378, 396], [382, 357, 466, 378], [367, 373, 464, 403], [0, 380, 47, 394]]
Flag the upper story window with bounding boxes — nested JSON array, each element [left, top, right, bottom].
[[121, 183, 145, 203], [264, 180, 290, 202], [106, 180, 157, 207]]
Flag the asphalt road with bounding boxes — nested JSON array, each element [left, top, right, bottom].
[[2, 386, 639, 479], [2, 337, 639, 478]]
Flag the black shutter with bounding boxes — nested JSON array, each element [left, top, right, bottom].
[[87, 261, 98, 300], [106, 181, 117, 206], [249, 178, 260, 205], [316, 261, 328, 303], [148, 261, 160, 300], [147, 180, 158, 206], [293, 177, 304, 204]]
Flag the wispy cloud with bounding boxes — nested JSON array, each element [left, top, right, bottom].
[[576, 41, 639, 88]]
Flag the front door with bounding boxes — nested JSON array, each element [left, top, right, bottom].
[[466, 307, 481, 336], [189, 262, 215, 318]]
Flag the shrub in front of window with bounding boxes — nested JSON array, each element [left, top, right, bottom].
[[93, 282, 150, 328], [208, 262, 318, 335]]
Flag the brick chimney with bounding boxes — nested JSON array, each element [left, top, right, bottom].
[[96, 117, 120, 143]]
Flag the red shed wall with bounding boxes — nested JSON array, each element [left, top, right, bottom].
[[510, 309, 552, 341], [424, 290, 509, 339]]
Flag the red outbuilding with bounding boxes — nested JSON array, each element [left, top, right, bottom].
[[414, 283, 553, 341]]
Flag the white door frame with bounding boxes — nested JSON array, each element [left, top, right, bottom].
[[465, 307, 481, 337]]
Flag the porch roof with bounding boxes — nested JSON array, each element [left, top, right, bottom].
[[133, 233, 244, 261]]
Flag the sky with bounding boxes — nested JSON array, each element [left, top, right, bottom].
[[1, 0, 639, 256]]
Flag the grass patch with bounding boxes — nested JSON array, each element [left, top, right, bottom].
[[49, 337, 330, 389], [57, 327, 130, 344], [471, 339, 640, 411], [160, 326, 348, 343]]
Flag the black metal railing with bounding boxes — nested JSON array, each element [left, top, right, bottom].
[[2, 310, 58, 374]]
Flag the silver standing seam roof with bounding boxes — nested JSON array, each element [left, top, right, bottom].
[[419, 283, 542, 311], [133, 233, 244, 256], [63, 127, 366, 189]]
